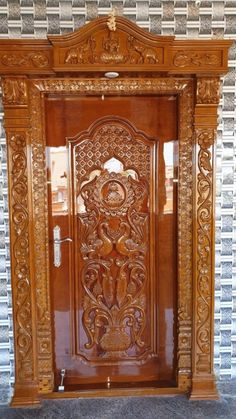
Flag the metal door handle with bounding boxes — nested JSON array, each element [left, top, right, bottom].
[[54, 237, 72, 244], [53, 226, 72, 268]]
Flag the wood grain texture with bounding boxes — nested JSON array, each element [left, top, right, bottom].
[[0, 15, 231, 406]]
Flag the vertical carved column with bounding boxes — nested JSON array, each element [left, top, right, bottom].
[[1, 77, 40, 406], [190, 77, 220, 399]]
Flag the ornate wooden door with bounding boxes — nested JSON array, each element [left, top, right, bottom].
[[46, 95, 178, 390]]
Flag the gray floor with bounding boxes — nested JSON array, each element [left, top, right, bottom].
[[0, 381, 236, 419]]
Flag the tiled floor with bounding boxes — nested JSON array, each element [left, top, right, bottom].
[[0, 381, 236, 419]]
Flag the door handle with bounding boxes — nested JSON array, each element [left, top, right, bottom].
[[53, 225, 72, 268], [54, 237, 73, 244]]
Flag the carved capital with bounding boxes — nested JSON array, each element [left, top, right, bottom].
[[2, 78, 28, 105], [197, 78, 220, 104]]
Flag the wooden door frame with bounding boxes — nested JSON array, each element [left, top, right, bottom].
[[0, 15, 232, 406]]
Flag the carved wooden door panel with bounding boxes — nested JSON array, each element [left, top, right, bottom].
[[46, 95, 178, 390]]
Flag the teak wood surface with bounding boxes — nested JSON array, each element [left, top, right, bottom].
[[0, 14, 232, 406]]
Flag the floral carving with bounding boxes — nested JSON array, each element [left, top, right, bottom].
[[0, 52, 49, 68], [71, 118, 151, 363], [30, 83, 53, 392], [177, 83, 194, 387], [197, 78, 220, 104], [10, 133, 33, 381], [2, 78, 27, 105], [195, 128, 215, 374], [174, 51, 221, 68]]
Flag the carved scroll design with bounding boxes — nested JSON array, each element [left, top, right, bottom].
[[0, 52, 49, 68], [78, 167, 149, 360], [197, 78, 220, 104], [72, 118, 151, 362], [35, 78, 190, 95], [29, 83, 53, 393], [2, 78, 27, 105], [195, 128, 214, 374], [9, 132, 33, 381], [30, 78, 193, 389], [174, 51, 221, 68]]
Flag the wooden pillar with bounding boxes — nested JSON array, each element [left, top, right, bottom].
[[190, 77, 220, 400], [1, 77, 40, 406]]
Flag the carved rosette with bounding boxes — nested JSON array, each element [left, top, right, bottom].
[[195, 128, 215, 375], [8, 132, 33, 382], [2, 78, 27, 105], [197, 78, 220, 104]]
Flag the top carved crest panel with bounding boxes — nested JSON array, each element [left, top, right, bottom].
[[48, 16, 174, 71], [0, 15, 231, 75]]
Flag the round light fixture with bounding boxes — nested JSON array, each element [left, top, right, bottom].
[[104, 72, 119, 79]]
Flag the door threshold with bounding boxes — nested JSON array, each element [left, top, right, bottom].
[[42, 386, 185, 399]]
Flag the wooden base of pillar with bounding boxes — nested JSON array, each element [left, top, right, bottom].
[[189, 375, 219, 400], [10, 383, 41, 408]]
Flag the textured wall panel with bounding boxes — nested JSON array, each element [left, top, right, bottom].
[[0, 0, 235, 399]]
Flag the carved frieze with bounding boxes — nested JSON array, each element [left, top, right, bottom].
[[197, 78, 220, 104], [2, 78, 27, 105], [173, 51, 221, 68], [63, 32, 163, 66], [0, 52, 49, 68]]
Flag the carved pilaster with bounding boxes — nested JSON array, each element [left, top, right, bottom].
[[1, 77, 40, 406], [190, 77, 220, 400]]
